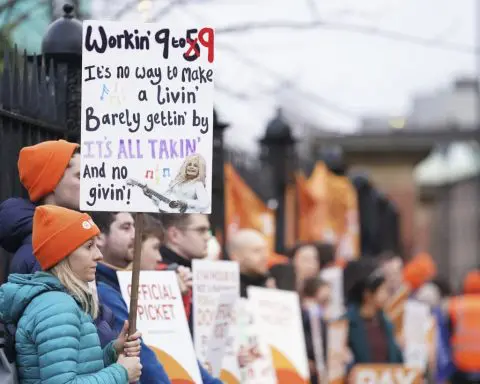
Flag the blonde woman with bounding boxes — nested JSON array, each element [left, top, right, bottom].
[[0, 205, 142, 383], [167, 153, 210, 212]]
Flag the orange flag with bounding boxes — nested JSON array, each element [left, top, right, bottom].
[[306, 162, 360, 260], [327, 173, 360, 260], [225, 163, 281, 264], [305, 162, 329, 242], [295, 171, 316, 242]]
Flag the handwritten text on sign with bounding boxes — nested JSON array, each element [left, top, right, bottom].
[[193, 260, 240, 380], [80, 21, 214, 213]]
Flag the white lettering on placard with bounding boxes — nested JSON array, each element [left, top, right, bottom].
[[355, 369, 417, 384]]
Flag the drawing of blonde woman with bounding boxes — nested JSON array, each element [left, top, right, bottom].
[[166, 153, 210, 212]]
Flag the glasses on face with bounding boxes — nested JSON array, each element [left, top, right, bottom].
[[182, 226, 211, 236]]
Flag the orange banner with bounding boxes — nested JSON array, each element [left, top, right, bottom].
[[225, 162, 276, 254], [304, 162, 360, 260], [295, 172, 317, 242]]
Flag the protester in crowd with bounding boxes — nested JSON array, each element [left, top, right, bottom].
[[379, 251, 404, 296], [92, 212, 220, 384], [0, 140, 119, 347], [0, 140, 80, 274], [291, 242, 320, 291], [345, 259, 403, 365], [158, 213, 211, 267], [158, 213, 211, 328], [446, 269, 480, 384], [139, 214, 193, 318], [317, 242, 336, 270], [403, 252, 437, 292], [0, 206, 142, 383], [227, 228, 276, 297], [300, 277, 331, 384], [414, 280, 453, 384]]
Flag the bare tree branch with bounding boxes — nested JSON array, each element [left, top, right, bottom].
[[217, 42, 358, 118], [216, 19, 479, 55]]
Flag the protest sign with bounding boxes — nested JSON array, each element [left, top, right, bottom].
[[117, 271, 202, 383], [403, 299, 431, 371], [327, 319, 348, 384], [236, 298, 276, 384], [320, 266, 344, 320], [80, 20, 214, 213], [192, 260, 240, 383], [247, 287, 310, 384], [349, 364, 422, 384], [205, 292, 238, 378]]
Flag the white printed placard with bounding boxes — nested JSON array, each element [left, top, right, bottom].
[[236, 298, 276, 384], [205, 292, 238, 378], [320, 266, 344, 320], [80, 21, 215, 213], [192, 260, 240, 383], [247, 286, 310, 384], [117, 271, 202, 383], [403, 299, 430, 371]]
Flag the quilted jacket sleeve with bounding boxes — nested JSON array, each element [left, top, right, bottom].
[[103, 340, 119, 367], [33, 294, 128, 384]]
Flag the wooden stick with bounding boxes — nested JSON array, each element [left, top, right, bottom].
[[128, 212, 144, 335]]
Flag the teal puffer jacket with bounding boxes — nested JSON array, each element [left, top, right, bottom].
[[0, 272, 128, 384]]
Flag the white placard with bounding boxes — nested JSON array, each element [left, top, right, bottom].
[[117, 271, 202, 383], [320, 266, 344, 319], [236, 298, 276, 384], [80, 21, 214, 213], [403, 299, 430, 371], [247, 286, 310, 383], [205, 292, 238, 378], [192, 260, 240, 382]]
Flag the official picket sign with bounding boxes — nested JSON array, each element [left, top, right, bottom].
[[80, 20, 214, 213], [247, 287, 310, 384], [117, 271, 202, 383], [349, 364, 423, 384], [192, 260, 240, 383]]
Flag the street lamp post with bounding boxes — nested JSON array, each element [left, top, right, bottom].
[[211, 109, 229, 249], [259, 108, 296, 253], [42, 3, 83, 142]]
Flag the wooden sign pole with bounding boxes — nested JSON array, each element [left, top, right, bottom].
[[128, 212, 144, 336]]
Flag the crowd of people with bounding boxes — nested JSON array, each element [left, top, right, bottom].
[[0, 139, 479, 383]]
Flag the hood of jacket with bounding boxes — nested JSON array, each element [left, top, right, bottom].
[[0, 272, 65, 325], [0, 198, 36, 253]]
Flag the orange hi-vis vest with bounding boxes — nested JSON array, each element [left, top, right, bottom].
[[449, 295, 480, 372]]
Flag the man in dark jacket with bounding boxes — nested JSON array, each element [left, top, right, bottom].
[[159, 213, 211, 330], [0, 140, 117, 347], [227, 228, 275, 297]]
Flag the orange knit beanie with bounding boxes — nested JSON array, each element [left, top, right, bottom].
[[463, 270, 480, 294], [33, 205, 99, 270], [18, 140, 79, 202]]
